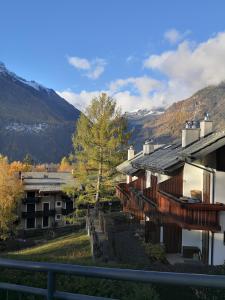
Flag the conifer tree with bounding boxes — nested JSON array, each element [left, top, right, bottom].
[[73, 93, 130, 205]]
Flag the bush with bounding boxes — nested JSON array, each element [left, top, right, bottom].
[[144, 243, 167, 263]]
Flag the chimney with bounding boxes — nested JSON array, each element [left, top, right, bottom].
[[200, 113, 213, 138], [182, 120, 200, 148], [143, 140, 154, 155], [128, 145, 135, 160]]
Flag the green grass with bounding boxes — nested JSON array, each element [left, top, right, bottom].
[[0, 230, 159, 300], [4, 231, 92, 264]]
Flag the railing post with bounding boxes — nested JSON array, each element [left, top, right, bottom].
[[47, 271, 55, 300]]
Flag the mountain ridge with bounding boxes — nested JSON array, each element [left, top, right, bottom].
[[0, 63, 80, 162], [128, 82, 225, 149]]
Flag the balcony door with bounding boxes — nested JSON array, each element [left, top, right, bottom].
[[163, 224, 182, 253], [42, 202, 50, 228]]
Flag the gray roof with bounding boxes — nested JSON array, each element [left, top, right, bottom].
[[132, 144, 184, 174], [117, 129, 225, 175], [181, 130, 225, 159], [116, 152, 142, 175], [21, 172, 75, 192]]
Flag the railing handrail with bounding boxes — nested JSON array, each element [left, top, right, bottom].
[[1, 258, 225, 289]]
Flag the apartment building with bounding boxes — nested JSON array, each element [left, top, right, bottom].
[[116, 117, 225, 265]]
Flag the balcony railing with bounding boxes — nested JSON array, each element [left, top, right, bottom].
[[0, 258, 225, 299], [22, 196, 42, 204], [61, 207, 75, 215], [116, 181, 225, 231], [21, 209, 56, 218], [157, 190, 224, 231]]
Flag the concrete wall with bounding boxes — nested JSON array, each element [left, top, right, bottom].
[[157, 173, 170, 184], [213, 212, 225, 265], [215, 171, 225, 204], [146, 171, 151, 188], [183, 163, 204, 199], [182, 229, 202, 251]]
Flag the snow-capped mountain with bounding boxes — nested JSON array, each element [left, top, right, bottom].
[[0, 62, 80, 162]]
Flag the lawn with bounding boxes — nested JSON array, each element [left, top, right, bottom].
[[0, 230, 159, 300], [4, 230, 92, 264]]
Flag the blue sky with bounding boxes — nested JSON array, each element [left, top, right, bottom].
[[1, 0, 225, 111]]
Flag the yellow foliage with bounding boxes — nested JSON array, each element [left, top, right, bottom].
[[9, 161, 32, 173], [0, 158, 24, 239]]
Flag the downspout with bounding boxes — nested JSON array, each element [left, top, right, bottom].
[[185, 161, 215, 265]]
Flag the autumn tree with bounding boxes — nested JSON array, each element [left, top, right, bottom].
[[73, 93, 130, 206], [10, 161, 32, 173], [0, 156, 24, 239], [58, 156, 72, 172]]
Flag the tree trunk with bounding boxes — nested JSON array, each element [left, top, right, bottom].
[[95, 161, 102, 203], [95, 150, 103, 213]]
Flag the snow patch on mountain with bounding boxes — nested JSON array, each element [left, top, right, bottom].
[[0, 62, 51, 93], [124, 108, 165, 119], [5, 123, 49, 134]]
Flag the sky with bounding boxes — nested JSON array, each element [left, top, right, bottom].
[[1, 0, 225, 112]]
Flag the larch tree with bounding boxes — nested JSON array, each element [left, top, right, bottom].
[[0, 156, 24, 239], [73, 93, 130, 206]]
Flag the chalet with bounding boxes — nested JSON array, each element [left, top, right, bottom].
[[18, 172, 75, 232], [116, 117, 225, 265]]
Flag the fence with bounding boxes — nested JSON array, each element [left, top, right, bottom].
[[1, 258, 225, 299]]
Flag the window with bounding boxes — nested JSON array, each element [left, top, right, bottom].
[[43, 216, 49, 228], [43, 202, 50, 211], [55, 214, 61, 221], [26, 218, 35, 229], [56, 201, 62, 208], [27, 203, 35, 212], [27, 191, 35, 198]]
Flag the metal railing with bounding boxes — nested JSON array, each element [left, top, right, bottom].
[[0, 258, 225, 300]]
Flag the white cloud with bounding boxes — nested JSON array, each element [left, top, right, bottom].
[[109, 76, 160, 96], [86, 58, 106, 79], [61, 32, 225, 113], [67, 56, 106, 79], [164, 28, 191, 44], [144, 31, 225, 103], [68, 56, 90, 70], [57, 90, 102, 112], [58, 76, 161, 113]]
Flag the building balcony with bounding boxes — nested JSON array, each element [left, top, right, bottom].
[[22, 197, 41, 204], [116, 182, 156, 220], [157, 190, 225, 232], [116, 180, 225, 232], [61, 208, 75, 215], [21, 209, 56, 218]]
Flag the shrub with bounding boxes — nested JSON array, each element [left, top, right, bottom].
[[144, 243, 167, 263]]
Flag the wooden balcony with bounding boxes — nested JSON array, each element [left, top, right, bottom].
[[116, 181, 156, 220], [157, 190, 225, 232], [116, 177, 225, 232]]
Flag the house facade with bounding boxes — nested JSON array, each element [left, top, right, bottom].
[[116, 117, 225, 265], [18, 172, 75, 232]]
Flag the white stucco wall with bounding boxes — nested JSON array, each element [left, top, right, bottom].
[[213, 212, 225, 265], [183, 163, 204, 199], [157, 173, 170, 183], [182, 229, 202, 251], [146, 170, 151, 188], [215, 171, 225, 204]]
